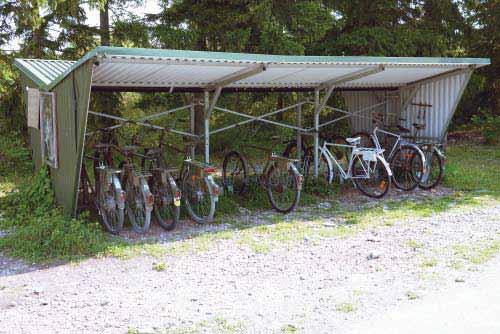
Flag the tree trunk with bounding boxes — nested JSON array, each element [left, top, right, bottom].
[[100, 1, 111, 46]]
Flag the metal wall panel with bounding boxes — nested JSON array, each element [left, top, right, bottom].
[[342, 71, 472, 141]]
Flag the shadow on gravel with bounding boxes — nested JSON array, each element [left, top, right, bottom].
[[0, 185, 490, 276]]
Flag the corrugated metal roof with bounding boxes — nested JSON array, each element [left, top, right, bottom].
[[13, 46, 491, 91], [14, 58, 75, 89]]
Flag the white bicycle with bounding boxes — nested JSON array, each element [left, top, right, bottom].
[[312, 137, 392, 198]]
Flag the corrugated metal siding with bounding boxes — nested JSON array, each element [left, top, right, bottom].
[[342, 71, 472, 141], [342, 91, 398, 133], [49, 61, 93, 215], [399, 71, 471, 140]]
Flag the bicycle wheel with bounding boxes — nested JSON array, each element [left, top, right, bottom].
[[352, 155, 391, 198], [125, 174, 152, 233], [390, 146, 423, 191], [418, 147, 444, 190], [150, 176, 180, 231], [182, 167, 216, 224], [352, 132, 374, 148], [95, 173, 124, 235], [266, 164, 301, 213], [222, 151, 248, 195]]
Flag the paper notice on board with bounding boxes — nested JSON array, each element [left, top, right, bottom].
[[27, 87, 40, 129]]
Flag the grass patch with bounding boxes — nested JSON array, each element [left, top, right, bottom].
[[281, 324, 299, 333], [407, 239, 424, 250], [0, 168, 113, 262], [445, 144, 500, 196], [452, 240, 500, 265], [152, 262, 167, 271], [335, 302, 356, 313], [406, 291, 419, 300], [420, 257, 438, 267]]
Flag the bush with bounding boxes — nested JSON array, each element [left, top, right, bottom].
[[471, 114, 500, 145], [0, 168, 110, 262]]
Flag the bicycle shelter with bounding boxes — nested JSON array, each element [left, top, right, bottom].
[[13, 47, 490, 215]]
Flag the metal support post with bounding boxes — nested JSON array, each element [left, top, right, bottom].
[[190, 101, 195, 159], [296, 102, 302, 161], [313, 89, 320, 177], [204, 91, 210, 163]]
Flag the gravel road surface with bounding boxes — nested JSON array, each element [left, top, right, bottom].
[[1, 190, 500, 333]]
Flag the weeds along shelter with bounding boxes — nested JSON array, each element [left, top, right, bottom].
[[13, 47, 490, 215]]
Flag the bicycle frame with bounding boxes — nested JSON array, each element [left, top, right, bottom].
[[319, 141, 391, 183], [371, 127, 427, 173]]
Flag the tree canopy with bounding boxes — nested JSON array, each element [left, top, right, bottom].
[[0, 0, 498, 130]]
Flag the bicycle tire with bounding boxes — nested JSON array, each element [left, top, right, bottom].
[[352, 155, 391, 198], [390, 145, 422, 191], [222, 150, 249, 196], [152, 176, 180, 231], [182, 168, 216, 224], [302, 146, 334, 183], [418, 148, 444, 190], [95, 179, 124, 235], [124, 173, 152, 233], [266, 164, 301, 214]]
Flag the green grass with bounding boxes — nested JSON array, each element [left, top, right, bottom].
[[445, 144, 500, 195], [335, 302, 356, 313]]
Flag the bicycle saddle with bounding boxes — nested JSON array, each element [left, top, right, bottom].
[[413, 123, 426, 130], [346, 137, 361, 146]]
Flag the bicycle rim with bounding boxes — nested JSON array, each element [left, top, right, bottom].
[[222, 151, 248, 195], [266, 164, 300, 213], [126, 178, 151, 233], [390, 146, 420, 191], [418, 150, 443, 189], [153, 180, 179, 231], [352, 155, 391, 198], [183, 171, 215, 224]]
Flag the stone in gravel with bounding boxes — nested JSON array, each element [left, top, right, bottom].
[[323, 222, 336, 228], [367, 252, 381, 260], [318, 202, 332, 209], [8, 302, 16, 308]]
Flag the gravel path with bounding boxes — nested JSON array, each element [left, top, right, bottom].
[[1, 190, 500, 334]]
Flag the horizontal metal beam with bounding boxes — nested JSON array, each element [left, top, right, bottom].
[[205, 64, 265, 90], [310, 101, 387, 130], [210, 102, 308, 135], [318, 65, 384, 90], [140, 104, 193, 121], [87, 110, 198, 138]]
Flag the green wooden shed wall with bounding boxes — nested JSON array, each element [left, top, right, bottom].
[[18, 60, 93, 215]]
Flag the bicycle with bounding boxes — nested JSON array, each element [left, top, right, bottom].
[[353, 113, 426, 191], [316, 136, 392, 198], [162, 137, 220, 224], [78, 130, 126, 234], [222, 136, 303, 214], [141, 131, 182, 231], [114, 145, 155, 233], [401, 103, 445, 190]]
